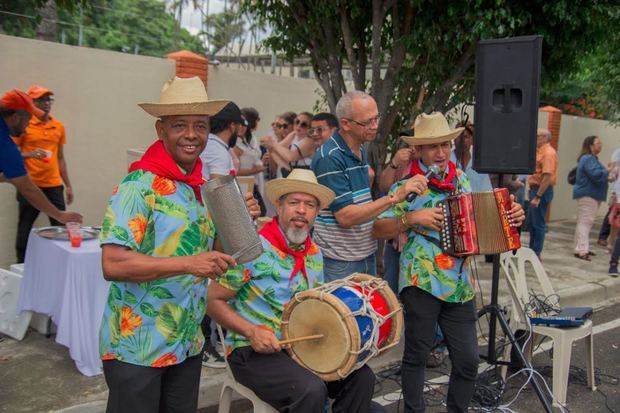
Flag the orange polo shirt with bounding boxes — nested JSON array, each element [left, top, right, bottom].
[[528, 142, 557, 187], [13, 114, 66, 187]]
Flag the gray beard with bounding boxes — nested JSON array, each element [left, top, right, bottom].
[[286, 226, 309, 244]]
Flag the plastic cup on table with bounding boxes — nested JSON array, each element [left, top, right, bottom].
[[65, 222, 82, 248]]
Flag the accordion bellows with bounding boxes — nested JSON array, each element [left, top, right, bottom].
[[439, 188, 521, 256]]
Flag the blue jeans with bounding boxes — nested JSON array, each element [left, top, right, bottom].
[[323, 254, 377, 283], [528, 186, 554, 256], [382, 242, 400, 294]]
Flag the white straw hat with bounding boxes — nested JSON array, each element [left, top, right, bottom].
[[265, 169, 335, 208], [138, 76, 229, 117], [401, 112, 464, 146]]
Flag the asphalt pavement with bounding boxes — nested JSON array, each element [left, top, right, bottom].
[[199, 302, 620, 413]]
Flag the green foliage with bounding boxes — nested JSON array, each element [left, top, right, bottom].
[[203, 8, 245, 55], [0, 0, 205, 57], [245, 0, 619, 167]]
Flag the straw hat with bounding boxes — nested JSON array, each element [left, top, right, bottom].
[[138, 76, 229, 117], [265, 169, 335, 208], [401, 112, 464, 146]]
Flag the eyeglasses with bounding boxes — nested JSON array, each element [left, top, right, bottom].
[[294, 119, 309, 128], [275, 123, 290, 129], [344, 114, 381, 129], [35, 97, 54, 103], [308, 127, 325, 136]]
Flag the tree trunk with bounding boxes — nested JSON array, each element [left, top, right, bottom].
[[36, 0, 57, 42]]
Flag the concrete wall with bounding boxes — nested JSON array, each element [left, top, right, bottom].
[[0, 36, 322, 268], [0, 35, 175, 268], [206, 64, 324, 137], [1, 34, 618, 268]]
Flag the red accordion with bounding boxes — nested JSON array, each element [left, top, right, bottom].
[[438, 188, 521, 256]]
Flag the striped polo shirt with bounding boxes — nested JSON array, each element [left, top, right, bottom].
[[311, 131, 376, 261]]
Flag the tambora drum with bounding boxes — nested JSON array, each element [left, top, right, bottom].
[[281, 273, 403, 381]]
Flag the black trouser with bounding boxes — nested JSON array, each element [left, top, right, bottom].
[[611, 235, 620, 267], [228, 346, 375, 413], [102, 355, 202, 413], [16, 185, 65, 263], [599, 206, 611, 241], [400, 286, 479, 413]]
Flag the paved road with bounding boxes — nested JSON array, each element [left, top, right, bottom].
[[201, 302, 620, 413]]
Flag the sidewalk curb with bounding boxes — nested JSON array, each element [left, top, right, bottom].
[[557, 276, 620, 308]]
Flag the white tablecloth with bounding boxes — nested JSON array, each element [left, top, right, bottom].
[[17, 232, 110, 376]]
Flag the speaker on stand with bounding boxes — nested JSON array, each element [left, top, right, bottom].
[[473, 35, 553, 413]]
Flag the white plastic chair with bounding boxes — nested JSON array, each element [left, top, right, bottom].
[[499, 247, 596, 407], [0, 269, 32, 340], [216, 324, 278, 413]]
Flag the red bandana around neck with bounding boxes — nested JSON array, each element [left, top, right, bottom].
[[129, 140, 205, 205], [259, 216, 311, 284], [410, 159, 456, 192]]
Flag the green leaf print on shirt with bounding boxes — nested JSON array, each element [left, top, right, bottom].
[[156, 302, 192, 345]]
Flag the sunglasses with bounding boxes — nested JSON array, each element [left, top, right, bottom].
[[274, 123, 290, 129], [308, 127, 324, 136], [294, 119, 309, 128]]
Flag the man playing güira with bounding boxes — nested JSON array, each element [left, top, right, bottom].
[[98, 76, 260, 413]]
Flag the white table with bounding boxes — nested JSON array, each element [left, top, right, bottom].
[[17, 232, 110, 376]]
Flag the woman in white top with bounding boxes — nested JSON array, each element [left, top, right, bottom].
[[234, 108, 266, 214]]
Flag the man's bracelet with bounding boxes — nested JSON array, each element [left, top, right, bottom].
[[400, 214, 411, 229]]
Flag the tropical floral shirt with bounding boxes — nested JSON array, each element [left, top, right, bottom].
[[379, 167, 475, 303], [217, 234, 323, 353], [98, 170, 216, 367]]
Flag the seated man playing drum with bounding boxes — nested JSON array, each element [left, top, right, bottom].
[[208, 169, 379, 413], [373, 112, 525, 413]]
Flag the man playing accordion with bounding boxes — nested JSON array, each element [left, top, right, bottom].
[[373, 112, 525, 413]]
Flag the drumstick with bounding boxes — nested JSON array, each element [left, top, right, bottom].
[[279, 334, 324, 346]]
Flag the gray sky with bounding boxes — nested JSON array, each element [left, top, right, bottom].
[[176, 0, 225, 35]]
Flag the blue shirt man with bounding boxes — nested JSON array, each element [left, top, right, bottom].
[[311, 91, 425, 282]]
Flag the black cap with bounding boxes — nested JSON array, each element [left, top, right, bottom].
[[212, 101, 245, 124]]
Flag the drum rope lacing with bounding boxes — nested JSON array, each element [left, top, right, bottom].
[[314, 277, 402, 376]]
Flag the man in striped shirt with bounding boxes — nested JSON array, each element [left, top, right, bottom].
[[311, 91, 427, 282]]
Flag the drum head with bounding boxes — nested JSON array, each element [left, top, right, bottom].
[[285, 298, 351, 374]]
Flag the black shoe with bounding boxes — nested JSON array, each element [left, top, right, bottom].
[[609, 264, 619, 277]]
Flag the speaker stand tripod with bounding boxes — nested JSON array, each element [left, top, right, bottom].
[[477, 251, 553, 413]]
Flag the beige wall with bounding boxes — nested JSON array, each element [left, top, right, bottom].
[[2, 34, 618, 268], [0, 35, 175, 268], [0, 36, 322, 268], [206, 65, 324, 137]]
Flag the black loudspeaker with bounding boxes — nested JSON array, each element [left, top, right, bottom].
[[473, 35, 543, 174]]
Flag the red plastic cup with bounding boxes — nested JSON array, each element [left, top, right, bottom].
[[70, 233, 82, 248]]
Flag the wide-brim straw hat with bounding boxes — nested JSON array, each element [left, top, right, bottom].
[[138, 76, 229, 117], [401, 112, 464, 146], [265, 169, 335, 208]]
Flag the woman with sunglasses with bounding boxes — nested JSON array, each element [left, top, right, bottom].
[[262, 112, 315, 177]]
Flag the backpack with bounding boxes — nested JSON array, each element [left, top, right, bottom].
[[567, 166, 577, 185]]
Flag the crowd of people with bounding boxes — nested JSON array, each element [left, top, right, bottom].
[[1, 76, 618, 413]]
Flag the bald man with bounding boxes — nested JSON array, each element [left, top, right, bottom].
[[527, 128, 557, 258]]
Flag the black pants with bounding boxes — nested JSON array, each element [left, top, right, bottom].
[[102, 355, 202, 413], [599, 206, 611, 241], [400, 286, 479, 413], [228, 346, 375, 413], [16, 185, 65, 263]]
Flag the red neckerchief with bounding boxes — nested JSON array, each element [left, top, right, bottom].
[[410, 159, 456, 192], [259, 216, 311, 283], [129, 140, 205, 205]]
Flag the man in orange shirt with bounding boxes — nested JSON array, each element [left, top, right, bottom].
[[13, 85, 74, 263], [527, 128, 558, 258]]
